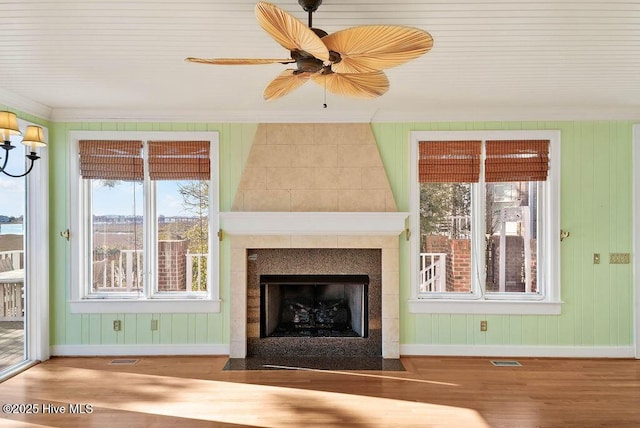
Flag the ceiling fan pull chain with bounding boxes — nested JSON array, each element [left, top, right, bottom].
[[323, 75, 328, 108]]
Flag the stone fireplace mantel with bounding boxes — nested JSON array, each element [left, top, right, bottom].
[[220, 212, 408, 236]]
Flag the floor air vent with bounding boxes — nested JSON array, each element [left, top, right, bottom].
[[109, 359, 139, 365], [490, 360, 521, 367]]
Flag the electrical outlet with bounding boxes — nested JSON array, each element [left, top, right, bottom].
[[151, 319, 158, 331], [480, 320, 488, 332], [610, 253, 630, 264], [113, 320, 121, 331], [593, 253, 600, 264]]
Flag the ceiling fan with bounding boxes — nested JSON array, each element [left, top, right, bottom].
[[186, 0, 433, 101]]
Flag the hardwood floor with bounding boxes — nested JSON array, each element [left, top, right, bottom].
[[0, 356, 638, 427]]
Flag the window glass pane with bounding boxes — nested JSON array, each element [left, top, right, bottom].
[[484, 182, 538, 294], [156, 180, 208, 293], [419, 182, 472, 293], [91, 180, 143, 294]]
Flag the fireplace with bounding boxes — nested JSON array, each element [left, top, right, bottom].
[[245, 248, 382, 358], [222, 123, 406, 359], [261, 274, 369, 338]]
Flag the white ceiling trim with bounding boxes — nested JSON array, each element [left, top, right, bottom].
[[48, 106, 640, 124], [0, 88, 52, 120], [48, 108, 378, 123]]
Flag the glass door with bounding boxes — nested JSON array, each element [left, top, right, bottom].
[[0, 131, 27, 372]]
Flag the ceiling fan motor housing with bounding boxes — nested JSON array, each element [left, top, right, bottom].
[[291, 51, 324, 73], [291, 48, 342, 74], [310, 27, 328, 38], [298, 0, 322, 12]]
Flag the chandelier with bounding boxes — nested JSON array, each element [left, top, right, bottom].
[[0, 111, 46, 178]]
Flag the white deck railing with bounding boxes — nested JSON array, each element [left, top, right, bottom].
[[0, 283, 23, 320], [186, 253, 207, 292], [93, 250, 207, 292], [435, 216, 471, 239], [0, 250, 24, 320], [0, 250, 23, 271], [419, 252, 447, 293]]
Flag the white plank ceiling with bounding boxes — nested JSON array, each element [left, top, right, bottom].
[[0, 0, 639, 122]]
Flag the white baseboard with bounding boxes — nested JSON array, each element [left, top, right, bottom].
[[49, 343, 635, 359], [50, 344, 230, 357], [400, 344, 636, 358]]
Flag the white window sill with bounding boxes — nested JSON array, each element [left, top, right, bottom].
[[69, 299, 221, 314], [408, 299, 563, 315]]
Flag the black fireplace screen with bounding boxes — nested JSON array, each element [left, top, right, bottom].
[[260, 274, 369, 338]]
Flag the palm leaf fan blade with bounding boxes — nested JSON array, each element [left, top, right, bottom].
[[263, 69, 312, 101], [322, 25, 433, 73], [255, 1, 329, 61], [185, 57, 295, 65], [311, 71, 389, 98]]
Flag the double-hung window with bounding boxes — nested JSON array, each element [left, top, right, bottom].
[[409, 131, 561, 314], [69, 131, 220, 313]]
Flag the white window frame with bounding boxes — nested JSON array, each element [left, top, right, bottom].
[[632, 124, 640, 359], [25, 121, 50, 363], [68, 131, 220, 314], [408, 130, 562, 315]]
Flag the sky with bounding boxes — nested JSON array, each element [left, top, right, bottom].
[[92, 180, 197, 217], [1, 174, 199, 219], [0, 141, 27, 218]]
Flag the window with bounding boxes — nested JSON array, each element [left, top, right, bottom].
[[409, 131, 561, 315], [69, 131, 219, 313]]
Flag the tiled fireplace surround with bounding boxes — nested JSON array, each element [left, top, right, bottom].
[[221, 123, 407, 359]]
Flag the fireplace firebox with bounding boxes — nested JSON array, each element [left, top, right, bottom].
[[260, 274, 369, 338], [246, 248, 382, 358]]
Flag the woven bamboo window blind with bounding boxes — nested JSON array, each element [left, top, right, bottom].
[[418, 141, 482, 183], [79, 140, 143, 180], [147, 141, 210, 180], [485, 140, 550, 182]]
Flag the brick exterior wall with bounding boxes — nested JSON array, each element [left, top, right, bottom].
[[449, 239, 472, 292], [157, 240, 188, 291], [487, 236, 538, 292], [424, 235, 537, 293], [424, 234, 449, 253], [424, 235, 472, 292]]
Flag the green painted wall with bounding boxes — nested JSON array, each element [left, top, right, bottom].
[[371, 121, 634, 347], [48, 121, 257, 347], [21, 117, 635, 349]]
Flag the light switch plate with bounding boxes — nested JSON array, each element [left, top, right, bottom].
[[609, 253, 630, 264]]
